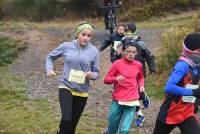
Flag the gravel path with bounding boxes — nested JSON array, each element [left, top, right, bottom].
[[2, 27, 182, 134]]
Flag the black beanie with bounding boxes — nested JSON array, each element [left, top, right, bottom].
[[125, 23, 136, 33], [122, 37, 138, 50], [184, 32, 200, 51]]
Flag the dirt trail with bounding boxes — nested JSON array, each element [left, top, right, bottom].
[[0, 27, 181, 134]]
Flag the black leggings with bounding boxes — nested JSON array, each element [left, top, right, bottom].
[[153, 116, 200, 134], [58, 88, 87, 134]]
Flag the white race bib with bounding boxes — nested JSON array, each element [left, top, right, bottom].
[[113, 41, 122, 51], [68, 69, 86, 84], [182, 84, 198, 103]]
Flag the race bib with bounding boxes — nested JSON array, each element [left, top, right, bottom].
[[182, 84, 198, 103], [113, 41, 121, 51], [118, 100, 140, 106], [68, 69, 86, 84]]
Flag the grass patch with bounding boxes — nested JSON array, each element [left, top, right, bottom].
[[77, 111, 105, 134], [27, 18, 103, 30], [138, 15, 193, 29], [0, 67, 106, 134], [0, 37, 27, 66], [145, 74, 165, 99], [0, 21, 30, 32], [0, 67, 59, 134]]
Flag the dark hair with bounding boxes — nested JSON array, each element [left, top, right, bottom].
[[125, 22, 136, 33], [116, 23, 125, 29], [122, 37, 138, 51], [184, 32, 200, 51]]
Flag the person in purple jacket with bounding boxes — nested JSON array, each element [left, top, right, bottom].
[[45, 22, 100, 134]]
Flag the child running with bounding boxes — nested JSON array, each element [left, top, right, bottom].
[[103, 38, 145, 134], [112, 22, 156, 127], [153, 33, 200, 134], [45, 22, 99, 134], [99, 23, 125, 62]]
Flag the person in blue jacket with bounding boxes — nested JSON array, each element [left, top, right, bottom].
[[153, 32, 200, 134], [45, 22, 100, 134]]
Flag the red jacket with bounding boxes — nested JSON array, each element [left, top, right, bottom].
[[104, 58, 144, 101]]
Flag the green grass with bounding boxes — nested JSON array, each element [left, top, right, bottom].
[[0, 12, 195, 32], [34, 14, 193, 30], [0, 66, 105, 134], [0, 21, 30, 32], [0, 67, 59, 134], [145, 74, 166, 99], [0, 27, 58, 134], [77, 112, 106, 134], [137, 15, 193, 29]]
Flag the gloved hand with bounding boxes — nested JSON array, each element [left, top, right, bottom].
[[140, 91, 150, 108], [140, 91, 145, 100], [149, 71, 156, 74], [192, 88, 200, 98]]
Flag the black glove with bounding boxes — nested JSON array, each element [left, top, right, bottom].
[[149, 69, 157, 74], [149, 71, 156, 74], [140, 91, 145, 100], [192, 88, 200, 98]]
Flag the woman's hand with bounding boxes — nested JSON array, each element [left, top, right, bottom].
[[86, 71, 93, 79], [47, 71, 56, 77]]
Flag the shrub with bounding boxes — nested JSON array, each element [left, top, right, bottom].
[[192, 12, 200, 32], [120, 0, 200, 21], [0, 37, 27, 66], [0, 0, 58, 21], [148, 13, 200, 97], [0, 0, 6, 18], [157, 25, 193, 73], [157, 13, 200, 73]]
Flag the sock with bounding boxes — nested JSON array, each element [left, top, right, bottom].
[[136, 109, 143, 116]]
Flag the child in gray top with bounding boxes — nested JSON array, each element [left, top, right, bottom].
[[45, 22, 100, 134]]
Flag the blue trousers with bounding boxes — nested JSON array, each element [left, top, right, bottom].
[[108, 100, 136, 134]]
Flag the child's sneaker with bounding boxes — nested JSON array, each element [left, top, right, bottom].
[[142, 92, 150, 108], [135, 115, 145, 127]]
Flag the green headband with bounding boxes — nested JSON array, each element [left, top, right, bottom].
[[76, 23, 94, 36]]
